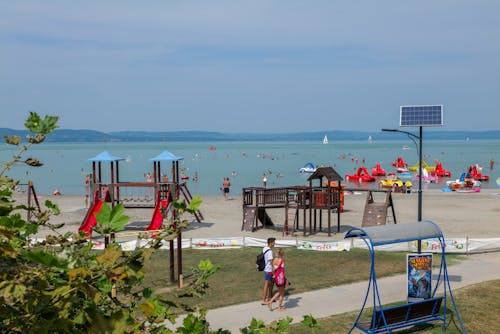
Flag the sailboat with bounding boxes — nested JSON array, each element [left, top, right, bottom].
[[368, 135, 373, 143], [323, 134, 328, 144]]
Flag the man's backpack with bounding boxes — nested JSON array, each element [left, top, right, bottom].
[[256, 249, 271, 271]]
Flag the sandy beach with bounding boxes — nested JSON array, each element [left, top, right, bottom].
[[16, 188, 500, 241]]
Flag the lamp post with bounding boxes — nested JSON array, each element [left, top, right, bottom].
[[382, 127, 423, 253]]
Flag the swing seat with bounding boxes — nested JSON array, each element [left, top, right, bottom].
[[358, 297, 444, 333]]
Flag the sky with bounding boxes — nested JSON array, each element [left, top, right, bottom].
[[1, 1, 499, 133]]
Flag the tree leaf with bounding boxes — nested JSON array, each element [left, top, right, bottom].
[[24, 112, 59, 135], [23, 249, 67, 268], [24, 158, 43, 167], [95, 246, 123, 268], [4, 135, 21, 145], [187, 195, 202, 213], [69, 268, 90, 282]]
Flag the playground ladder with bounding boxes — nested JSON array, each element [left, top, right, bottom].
[[178, 183, 204, 223], [27, 181, 41, 222], [283, 204, 297, 236], [242, 206, 257, 231], [361, 190, 397, 227]]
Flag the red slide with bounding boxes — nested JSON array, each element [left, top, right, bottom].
[[146, 191, 171, 231], [78, 197, 104, 237]]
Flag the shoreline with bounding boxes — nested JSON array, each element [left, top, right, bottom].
[[15, 188, 500, 241]]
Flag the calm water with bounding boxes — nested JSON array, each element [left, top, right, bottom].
[[1, 140, 499, 195]]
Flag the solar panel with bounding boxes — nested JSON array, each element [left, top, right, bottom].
[[400, 105, 443, 127]]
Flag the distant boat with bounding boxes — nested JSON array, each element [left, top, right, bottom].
[[402, 145, 411, 150], [368, 135, 373, 143], [323, 134, 328, 144]]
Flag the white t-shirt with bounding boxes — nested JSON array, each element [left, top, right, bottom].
[[263, 246, 273, 273]]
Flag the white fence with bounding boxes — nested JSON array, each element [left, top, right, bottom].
[[85, 236, 500, 254]]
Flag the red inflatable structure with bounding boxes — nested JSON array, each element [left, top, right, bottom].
[[391, 157, 408, 168], [371, 163, 386, 176], [468, 165, 489, 181], [345, 167, 376, 182], [434, 162, 451, 177]]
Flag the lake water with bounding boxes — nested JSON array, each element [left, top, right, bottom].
[[1, 139, 499, 196]]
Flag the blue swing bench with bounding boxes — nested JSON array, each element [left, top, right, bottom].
[[344, 221, 467, 334]]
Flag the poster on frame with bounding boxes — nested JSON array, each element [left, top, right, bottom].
[[407, 253, 432, 302]]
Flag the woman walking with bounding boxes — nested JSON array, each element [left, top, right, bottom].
[[268, 249, 287, 311]]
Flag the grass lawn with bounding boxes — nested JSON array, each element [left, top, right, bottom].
[[143, 247, 459, 311], [287, 279, 500, 333], [142, 247, 500, 333]]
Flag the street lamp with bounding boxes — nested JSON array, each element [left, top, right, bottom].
[[382, 128, 423, 250], [383, 105, 444, 254]]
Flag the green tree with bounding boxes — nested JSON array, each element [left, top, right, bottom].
[[0, 112, 316, 333], [0, 112, 219, 333]]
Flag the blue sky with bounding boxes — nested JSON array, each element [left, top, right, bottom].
[[1, 1, 499, 133]]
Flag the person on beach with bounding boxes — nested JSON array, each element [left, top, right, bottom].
[[490, 159, 495, 170], [268, 248, 287, 311], [261, 237, 275, 305], [222, 177, 231, 200], [262, 173, 267, 188], [84, 174, 90, 207], [161, 174, 169, 183], [145, 172, 153, 197]]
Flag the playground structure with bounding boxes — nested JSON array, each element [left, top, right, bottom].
[[242, 167, 344, 236], [78, 150, 203, 283], [344, 221, 466, 333], [242, 167, 399, 236]]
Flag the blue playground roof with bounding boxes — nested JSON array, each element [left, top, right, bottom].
[[149, 150, 184, 162], [88, 151, 125, 162]]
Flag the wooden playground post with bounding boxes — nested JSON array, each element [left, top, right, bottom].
[[27, 181, 41, 222]]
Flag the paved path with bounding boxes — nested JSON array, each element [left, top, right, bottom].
[[204, 252, 500, 332]]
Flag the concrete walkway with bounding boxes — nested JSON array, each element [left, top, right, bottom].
[[204, 252, 500, 332]]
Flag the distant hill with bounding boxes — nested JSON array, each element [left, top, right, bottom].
[[1, 128, 499, 142]]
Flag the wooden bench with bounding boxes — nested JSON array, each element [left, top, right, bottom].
[[358, 297, 444, 333]]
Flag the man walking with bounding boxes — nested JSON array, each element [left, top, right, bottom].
[[261, 237, 276, 305]]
